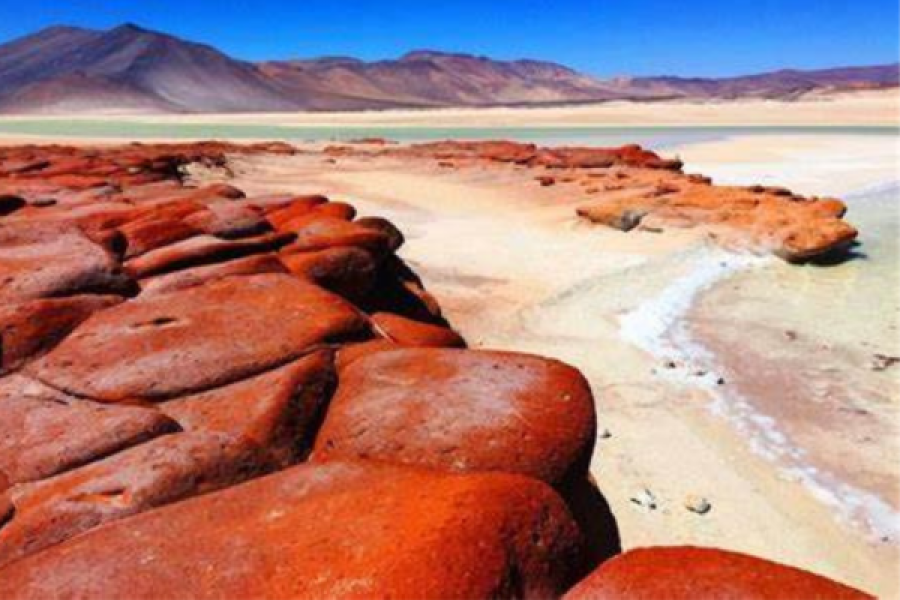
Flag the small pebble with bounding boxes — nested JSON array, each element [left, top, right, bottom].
[[870, 353, 900, 372], [598, 428, 612, 439], [630, 489, 657, 511], [685, 495, 712, 515]]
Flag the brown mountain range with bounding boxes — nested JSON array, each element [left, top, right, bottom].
[[0, 23, 896, 114]]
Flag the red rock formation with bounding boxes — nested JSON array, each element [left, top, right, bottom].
[[574, 177, 857, 262], [313, 348, 595, 488], [0, 462, 585, 600], [29, 274, 367, 401], [321, 139, 856, 262], [0, 142, 873, 598], [0, 375, 180, 486], [564, 546, 872, 599]]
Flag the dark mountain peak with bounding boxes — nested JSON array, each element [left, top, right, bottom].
[[114, 22, 147, 33], [106, 22, 170, 41]]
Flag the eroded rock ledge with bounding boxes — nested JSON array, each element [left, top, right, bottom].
[[325, 139, 858, 263], [0, 143, 870, 598]]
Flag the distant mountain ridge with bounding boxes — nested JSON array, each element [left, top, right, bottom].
[[0, 23, 896, 113]]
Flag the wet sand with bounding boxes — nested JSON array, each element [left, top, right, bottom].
[[185, 132, 898, 596]]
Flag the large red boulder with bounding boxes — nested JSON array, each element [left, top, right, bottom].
[[0, 462, 585, 599], [563, 547, 872, 600], [29, 274, 368, 401], [0, 375, 178, 485], [313, 348, 596, 488]]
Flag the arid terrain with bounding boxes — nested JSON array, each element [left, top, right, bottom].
[[0, 130, 895, 597]]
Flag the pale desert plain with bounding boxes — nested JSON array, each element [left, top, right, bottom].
[[0, 90, 898, 596]]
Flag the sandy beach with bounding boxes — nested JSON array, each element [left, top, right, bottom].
[[179, 129, 900, 596]]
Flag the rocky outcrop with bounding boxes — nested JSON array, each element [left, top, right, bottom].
[[323, 139, 857, 262], [573, 174, 858, 262], [0, 142, 871, 598]]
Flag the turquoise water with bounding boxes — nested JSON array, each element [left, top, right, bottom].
[[0, 120, 896, 148]]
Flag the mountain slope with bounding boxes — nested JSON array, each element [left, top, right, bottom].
[[0, 24, 301, 113], [0, 23, 895, 114], [612, 64, 900, 99], [261, 51, 632, 107]]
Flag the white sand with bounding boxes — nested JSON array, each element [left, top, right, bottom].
[[0, 89, 897, 127]]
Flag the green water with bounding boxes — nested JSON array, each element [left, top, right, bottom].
[[0, 120, 896, 148]]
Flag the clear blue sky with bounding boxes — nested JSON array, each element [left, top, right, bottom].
[[0, 0, 897, 77]]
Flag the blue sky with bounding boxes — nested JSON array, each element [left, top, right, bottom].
[[0, 0, 897, 77]]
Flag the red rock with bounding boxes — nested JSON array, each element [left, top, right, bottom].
[[334, 338, 400, 371], [118, 217, 200, 259], [355, 216, 405, 251], [0, 295, 122, 374], [30, 274, 369, 401], [123, 231, 294, 278], [0, 223, 132, 303], [0, 159, 49, 175], [313, 348, 596, 488], [278, 215, 391, 256], [537, 175, 556, 187], [371, 312, 466, 348], [264, 195, 329, 228], [0, 375, 178, 485], [312, 200, 357, 220], [182, 201, 269, 239], [279, 246, 378, 301], [576, 175, 859, 262], [162, 350, 335, 467], [0, 431, 273, 567], [44, 174, 111, 190], [0, 462, 585, 600], [563, 546, 872, 600], [139, 253, 287, 295]]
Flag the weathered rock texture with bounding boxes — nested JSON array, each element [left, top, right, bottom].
[[325, 140, 858, 263], [0, 142, 871, 598], [564, 546, 873, 599]]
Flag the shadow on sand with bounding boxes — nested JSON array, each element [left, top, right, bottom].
[[564, 476, 622, 575]]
